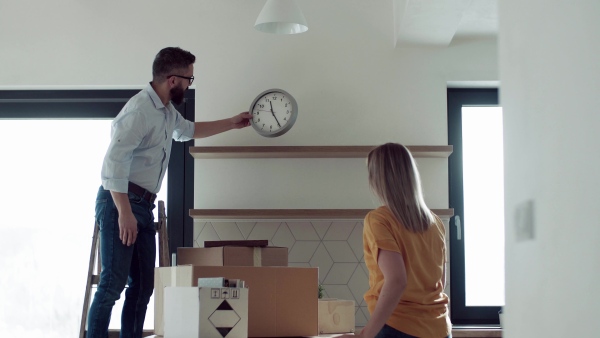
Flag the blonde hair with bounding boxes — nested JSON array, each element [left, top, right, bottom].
[[367, 143, 436, 233]]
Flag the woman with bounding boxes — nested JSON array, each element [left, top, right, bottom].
[[340, 143, 451, 338]]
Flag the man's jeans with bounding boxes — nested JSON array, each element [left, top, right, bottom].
[[87, 186, 156, 338]]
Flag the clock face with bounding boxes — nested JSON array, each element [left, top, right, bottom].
[[250, 89, 298, 138]]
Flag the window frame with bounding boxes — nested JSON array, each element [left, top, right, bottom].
[[447, 88, 502, 325], [0, 88, 196, 261]]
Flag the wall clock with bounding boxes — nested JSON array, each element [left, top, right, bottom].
[[249, 88, 298, 137]]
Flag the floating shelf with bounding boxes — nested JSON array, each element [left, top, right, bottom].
[[190, 145, 453, 159], [190, 208, 454, 221]]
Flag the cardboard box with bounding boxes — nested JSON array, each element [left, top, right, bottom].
[[164, 284, 249, 338], [154, 265, 193, 336], [204, 240, 268, 248], [155, 265, 318, 337], [177, 246, 288, 267], [318, 298, 356, 334]]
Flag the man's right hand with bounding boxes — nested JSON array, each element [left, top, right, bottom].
[[110, 190, 138, 246], [119, 211, 138, 246]]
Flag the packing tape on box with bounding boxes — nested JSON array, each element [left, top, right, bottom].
[[253, 247, 262, 267]]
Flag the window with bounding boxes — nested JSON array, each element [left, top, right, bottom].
[[448, 88, 503, 324], [0, 89, 195, 337]]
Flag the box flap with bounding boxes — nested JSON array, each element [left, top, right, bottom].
[[177, 247, 224, 266], [154, 266, 194, 336], [164, 287, 200, 337]]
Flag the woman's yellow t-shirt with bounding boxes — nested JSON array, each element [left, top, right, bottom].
[[363, 206, 451, 338]]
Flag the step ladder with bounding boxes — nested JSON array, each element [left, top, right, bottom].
[[79, 200, 169, 338]]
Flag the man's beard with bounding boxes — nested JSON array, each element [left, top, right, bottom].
[[170, 85, 186, 105]]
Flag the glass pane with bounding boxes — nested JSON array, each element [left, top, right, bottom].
[[0, 119, 165, 337], [461, 106, 505, 307]]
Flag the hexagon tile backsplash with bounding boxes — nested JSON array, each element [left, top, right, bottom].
[[193, 220, 372, 326]]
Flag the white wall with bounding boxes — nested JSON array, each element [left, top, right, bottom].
[[499, 0, 600, 336], [0, 0, 497, 211], [181, 1, 498, 210]]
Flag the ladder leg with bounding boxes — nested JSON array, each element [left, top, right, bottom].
[[156, 200, 170, 267], [80, 222, 100, 338]]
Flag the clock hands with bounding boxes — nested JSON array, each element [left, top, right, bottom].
[[269, 101, 282, 128]]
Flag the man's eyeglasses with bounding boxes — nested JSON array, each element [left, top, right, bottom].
[[168, 74, 194, 85]]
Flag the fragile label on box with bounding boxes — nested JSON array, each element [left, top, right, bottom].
[[164, 278, 249, 338]]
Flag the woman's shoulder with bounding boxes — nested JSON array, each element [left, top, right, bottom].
[[366, 206, 393, 220], [428, 214, 446, 237]]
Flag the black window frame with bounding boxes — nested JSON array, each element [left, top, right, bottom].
[[447, 88, 502, 325], [0, 89, 196, 261]]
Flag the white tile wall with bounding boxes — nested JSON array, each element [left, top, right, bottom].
[[192, 218, 451, 327], [323, 241, 359, 262], [288, 240, 320, 262], [323, 221, 358, 240]]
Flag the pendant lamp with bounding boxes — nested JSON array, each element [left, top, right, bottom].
[[254, 0, 308, 34]]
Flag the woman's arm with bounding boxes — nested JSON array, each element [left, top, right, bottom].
[[339, 249, 407, 338]]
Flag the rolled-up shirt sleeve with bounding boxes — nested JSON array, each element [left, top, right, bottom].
[[101, 111, 146, 193], [172, 110, 195, 142], [364, 211, 402, 262]]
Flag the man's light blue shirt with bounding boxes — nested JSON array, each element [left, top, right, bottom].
[[101, 84, 194, 194]]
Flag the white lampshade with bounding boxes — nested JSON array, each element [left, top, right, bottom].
[[254, 0, 308, 34]]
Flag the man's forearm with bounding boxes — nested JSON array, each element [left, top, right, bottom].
[[110, 191, 132, 215], [193, 119, 233, 138]]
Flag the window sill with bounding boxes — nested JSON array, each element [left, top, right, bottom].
[[349, 326, 501, 338], [452, 326, 502, 337]]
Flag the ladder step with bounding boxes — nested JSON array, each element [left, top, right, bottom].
[[91, 275, 100, 285]]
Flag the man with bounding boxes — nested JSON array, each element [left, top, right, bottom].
[[87, 47, 251, 338]]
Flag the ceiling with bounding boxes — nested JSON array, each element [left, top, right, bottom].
[[393, 0, 498, 47]]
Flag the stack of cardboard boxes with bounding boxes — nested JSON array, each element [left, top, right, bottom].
[[154, 240, 355, 337]]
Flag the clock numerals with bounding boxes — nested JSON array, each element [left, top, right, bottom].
[[250, 89, 296, 137]]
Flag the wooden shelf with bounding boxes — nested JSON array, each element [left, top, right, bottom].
[[190, 145, 453, 159], [189, 208, 454, 221]]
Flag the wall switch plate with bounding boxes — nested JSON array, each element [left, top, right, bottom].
[[515, 199, 535, 241]]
